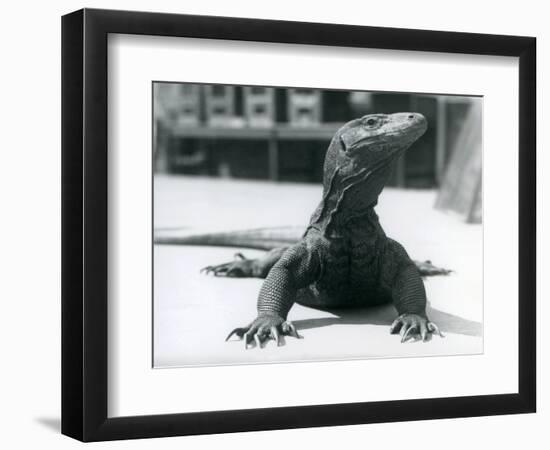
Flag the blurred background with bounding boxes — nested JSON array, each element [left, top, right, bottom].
[[153, 83, 482, 223]]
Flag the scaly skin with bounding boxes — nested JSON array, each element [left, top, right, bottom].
[[203, 113, 445, 348]]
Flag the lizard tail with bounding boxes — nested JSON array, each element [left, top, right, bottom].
[[153, 226, 304, 251], [154, 226, 452, 276]]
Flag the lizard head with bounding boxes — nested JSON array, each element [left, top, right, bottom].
[[338, 112, 427, 166], [323, 112, 427, 182]]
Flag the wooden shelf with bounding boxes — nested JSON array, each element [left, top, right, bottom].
[[171, 123, 344, 140], [168, 122, 345, 182], [276, 123, 343, 140]]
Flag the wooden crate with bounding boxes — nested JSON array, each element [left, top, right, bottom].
[[176, 84, 201, 126], [153, 83, 201, 126], [204, 85, 237, 126], [243, 86, 275, 127], [154, 83, 180, 123], [287, 88, 321, 126]]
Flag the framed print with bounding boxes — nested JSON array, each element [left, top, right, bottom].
[[61, 8, 536, 442]]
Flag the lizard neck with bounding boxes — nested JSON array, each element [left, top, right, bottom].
[[308, 162, 392, 237]]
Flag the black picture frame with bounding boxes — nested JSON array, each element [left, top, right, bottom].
[[61, 8, 536, 442]]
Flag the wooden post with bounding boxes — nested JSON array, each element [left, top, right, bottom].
[[268, 134, 279, 181], [435, 97, 447, 185]]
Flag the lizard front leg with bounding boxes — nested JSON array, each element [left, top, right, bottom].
[[226, 241, 321, 348], [384, 241, 443, 342]]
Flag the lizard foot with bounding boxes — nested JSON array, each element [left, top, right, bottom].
[[201, 253, 257, 277], [415, 259, 452, 277], [225, 314, 303, 349], [389, 313, 444, 343]]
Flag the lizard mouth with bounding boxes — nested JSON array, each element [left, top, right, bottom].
[[344, 137, 397, 158], [344, 127, 425, 157], [341, 136, 378, 155]]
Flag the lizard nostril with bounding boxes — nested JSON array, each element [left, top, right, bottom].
[[408, 115, 414, 119]]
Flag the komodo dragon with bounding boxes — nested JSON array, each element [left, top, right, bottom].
[[155, 113, 451, 348]]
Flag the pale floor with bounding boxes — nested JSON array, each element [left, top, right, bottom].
[[153, 175, 483, 367]]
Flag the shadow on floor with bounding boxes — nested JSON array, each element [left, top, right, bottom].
[[293, 303, 482, 338], [35, 417, 61, 433]]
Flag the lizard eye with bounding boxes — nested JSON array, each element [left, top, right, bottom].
[[366, 118, 377, 126]]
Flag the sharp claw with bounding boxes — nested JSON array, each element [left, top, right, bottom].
[[390, 318, 401, 334], [257, 326, 267, 339], [287, 322, 303, 339], [213, 266, 229, 276], [229, 319, 301, 349], [270, 326, 282, 347], [225, 327, 245, 341], [202, 263, 236, 276], [420, 323, 428, 342], [244, 333, 252, 349], [401, 325, 417, 343], [428, 322, 445, 338], [225, 329, 236, 341]]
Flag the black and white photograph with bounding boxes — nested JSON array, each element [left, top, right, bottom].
[[0, 0, 542, 447], [153, 83, 483, 367]]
